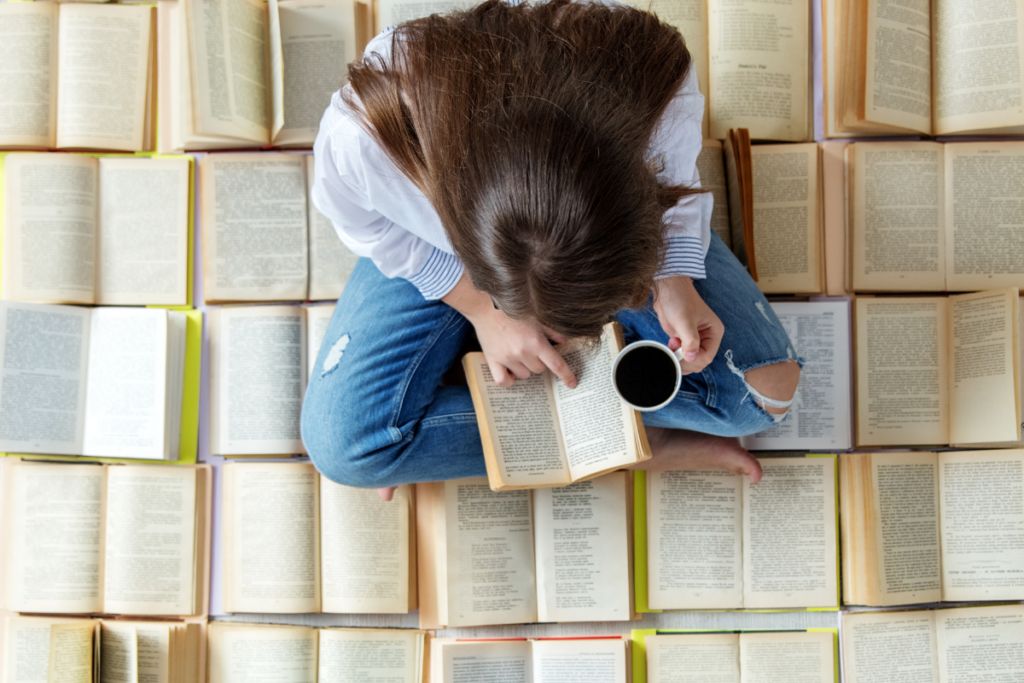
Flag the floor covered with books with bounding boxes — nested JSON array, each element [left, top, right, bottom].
[[7, 0, 1024, 679]]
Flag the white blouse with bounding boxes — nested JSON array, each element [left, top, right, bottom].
[[311, 12, 711, 301]]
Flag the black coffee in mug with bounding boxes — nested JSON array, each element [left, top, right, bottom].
[[614, 345, 679, 409]]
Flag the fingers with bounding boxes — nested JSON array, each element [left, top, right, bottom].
[[377, 486, 397, 502], [508, 362, 533, 381], [677, 321, 701, 364], [489, 361, 515, 388], [539, 346, 577, 388]]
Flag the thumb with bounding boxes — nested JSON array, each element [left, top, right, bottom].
[[377, 486, 397, 502], [677, 321, 700, 363]]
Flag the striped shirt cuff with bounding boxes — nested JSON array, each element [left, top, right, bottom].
[[656, 235, 707, 280], [407, 247, 465, 300]]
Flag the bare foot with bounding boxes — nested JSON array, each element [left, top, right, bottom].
[[630, 426, 763, 483]]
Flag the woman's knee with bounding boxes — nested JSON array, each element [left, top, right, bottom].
[[743, 360, 801, 415]]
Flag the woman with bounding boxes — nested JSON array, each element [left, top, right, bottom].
[[302, 0, 801, 499]]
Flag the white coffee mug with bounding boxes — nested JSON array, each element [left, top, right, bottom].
[[610, 340, 684, 411]]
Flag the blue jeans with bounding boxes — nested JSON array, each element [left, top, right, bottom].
[[301, 233, 798, 488]]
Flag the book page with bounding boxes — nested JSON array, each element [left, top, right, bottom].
[[47, 623, 94, 683], [273, 0, 356, 146], [855, 297, 949, 446], [707, 0, 809, 140], [696, 141, 731, 248], [186, 0, 270, 143], [442, 479, 537, 627], [646, 634, 739, 683], [5, 463, 105, 614], [742, 457, 838, 609], [306, 156, 360, 301], [935, 605, 1024, 682], [739, 631, 833, 683], [0, 302, 91, 455], [98, 622, 137, 683], [55, 4, 151, 151], [305, 304, 336, 380], [646, 470, 743, 610], [375, 0, 475, 28], [222, 463, 320, 613], [849, 142, 945, 292], [741, 301, 852, 450], [531, 639, 626, 683], [533, 473, 631, 623], [2, 154, 97, 305], [945, 143, 1024, 291], [551, 329, 636, 481], [949, 288, 1019, 444], [81, 309, 170, 460], [2, 617, 92, 683], [934, 0, 1024, 135], [320, 479, 411, 614], [201, 155, 309, 303], [842, 611, 939, 683], [208, 624, 317, 683], [861, 0, 931, 133], [132, 623, 171, 683], [102, 466, 197, 615], [464, 354, 569, 488], [210, 306, 306, 455], [0, 3, 58, 148], [623, 0, 709, 139], [96, 157, 190, 306], [437, 640, 532, 683], [939, 450, 1024, 601], [318, 629, 422, 683], [870, 452, 942, 605], [750, 143, 820, 293]]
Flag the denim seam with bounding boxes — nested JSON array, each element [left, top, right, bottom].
[[420, 412, 478, 427], [386, 309, 467, 444]]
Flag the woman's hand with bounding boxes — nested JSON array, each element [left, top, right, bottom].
[[442, 273, 577, 389], [653, 276, 723, 375]]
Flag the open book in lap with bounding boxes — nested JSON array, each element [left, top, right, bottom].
[[843, 605, 1024, 683], [854, 289, 1021, 447], [643, 457, 839, 611], [220, 462, 416, 614], [842, 449, 1024, 606], [0, 459, 211, 617], [2, 154, 191, 307], [200, 154, 359, 304], [464, 322, 650, 491], [0, 3, 156, 152], [416, 473, 635, 628]]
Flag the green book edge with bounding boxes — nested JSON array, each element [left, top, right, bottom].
[[630, 628, 839, 683], [633, 454, 841, 613]]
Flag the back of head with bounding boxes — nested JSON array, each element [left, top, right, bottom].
[[345, 0, 695, 338]]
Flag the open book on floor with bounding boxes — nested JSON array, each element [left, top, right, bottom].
[[0, 303, 200, 461], [843, 606, 1024, 683], [464, 322, 650, 491], [200, 154, 360, 303], [847, 142, 1024, 293], [431, 636, 629, 683], [208, 304, 336, 456], [416, 472, 635, 628], [0, 459, 211, 617], [632, 629, 836, 683], [207, 623, 426, 683], [0, 3, 156, 152], [825, 0, 1024, 137], [842, 450, 1024, 607], [636, 456, 840, 612], [739, 300, 853, 451], [2, 153, 192, 307], [702, 137, 825, 295], [854, 289, 1021, 447], [220, 462, 416, 614], [157, 0, 370, 151], [0, 615, 204, 683], [623, 0, 812, 141]]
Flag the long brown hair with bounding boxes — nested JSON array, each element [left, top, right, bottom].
[[344, 0, 698, 338]]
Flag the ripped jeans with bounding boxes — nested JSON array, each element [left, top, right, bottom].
[[301, 232, 800, 488]]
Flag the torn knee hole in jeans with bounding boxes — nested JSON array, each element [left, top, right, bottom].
[[723, 350, 794, 423], [320, 334, 350, 377]]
